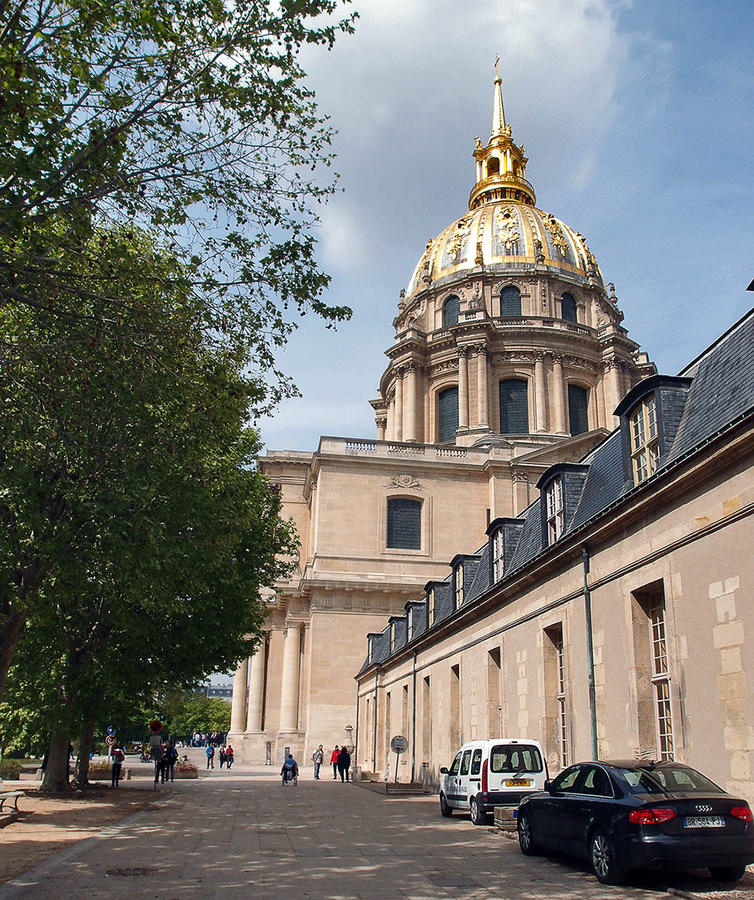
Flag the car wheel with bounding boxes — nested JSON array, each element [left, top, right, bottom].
[[469, 795, 488, 826], [517, 811, 539, 855], [590, 828, 626, 885], [440, 793, 453, 817], [709, 865, 747, 882]]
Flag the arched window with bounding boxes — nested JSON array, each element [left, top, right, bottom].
[[499, 379, 528, 433], [487, 158, 500, 176], [500, 285, 521, 317], [561, 293, 577, 323], [568, 385, 589, 436], [387, 498, 422, 550], [443, 296, 460, 327], [437, 386, 459, 443]]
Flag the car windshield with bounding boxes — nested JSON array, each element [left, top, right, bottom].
[[620, 764, 723, 795], [490, 745, 543, 774]]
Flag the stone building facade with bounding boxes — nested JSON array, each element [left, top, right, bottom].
[[228, 70, 655, 765], [356, 309, 754, 803]]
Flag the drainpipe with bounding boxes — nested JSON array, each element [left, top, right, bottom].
[[410, 650, 417, 783], [372, 668, 379, 772], [582, 545, 599, 759], [354, 685, 360, 764]]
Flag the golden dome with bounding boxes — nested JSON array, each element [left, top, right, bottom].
[[405, 62, 604, 300]]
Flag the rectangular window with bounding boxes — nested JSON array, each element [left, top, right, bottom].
[[450, 664, 461, 748], [387, 497, 422, 550], [648, 594, 674, 760], [546, 477, 564, 543], [390, 623, 396, 653], [629, 395, 660, 484], [427, 588, 435, 627], [544, 624, 568, 768], [422, 676, 431, 764], [492, 529, 504, 582], [487, 647, 502, 738], [454, 565, 464, 609], [402, 684, 409, 742]]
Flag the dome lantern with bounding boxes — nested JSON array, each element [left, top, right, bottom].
[[469, 60, 536, 209]]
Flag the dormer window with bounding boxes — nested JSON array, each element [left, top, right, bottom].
[[630, 395, 659, 484], [492, 529, 504, 582], [454, 565, 464, 609], [428, 588, 435, 627], [546, 476, 564, 543]]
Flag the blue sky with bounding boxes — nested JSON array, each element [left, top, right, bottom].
[[255, 0, 754, 453]]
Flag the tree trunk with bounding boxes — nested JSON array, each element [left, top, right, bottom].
[[0, 608, 26, 704], [75, 716, 96, 786], [40, 728, 72, 792]]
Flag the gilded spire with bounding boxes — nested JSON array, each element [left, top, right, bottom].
[[492, 56, 507, 135], [469, 63, 535, 210]]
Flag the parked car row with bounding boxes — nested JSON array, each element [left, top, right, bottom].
[[439, 741, 754, 885]]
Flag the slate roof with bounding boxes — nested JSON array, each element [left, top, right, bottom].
[[359, 307, 754, 674]]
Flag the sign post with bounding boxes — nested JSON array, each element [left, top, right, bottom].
[[390, 734, 408, 783]]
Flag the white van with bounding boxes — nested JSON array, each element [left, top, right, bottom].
[[439, 738, 548, 825]]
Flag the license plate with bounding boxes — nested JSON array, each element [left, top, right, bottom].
[[683, 816, 724, 828], [505, 779, 531, 787]]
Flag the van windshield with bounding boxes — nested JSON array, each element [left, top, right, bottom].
[[490, 745, 543, 774]]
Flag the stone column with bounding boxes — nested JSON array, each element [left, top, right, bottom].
[[394, 370, 404, 442], [552, 355, 567, 434], [387, 397, 395, 441], [246, 645, 266, 732], [404, 364, 417, 442], [475, 347, 489, 428], [279, 622, 302, 733], [376, 417, 387, 442], [458, 348, 469, 430], [230, 657, 249, 734], [534, 352, 547, 432], [607, 360, 622, 425]]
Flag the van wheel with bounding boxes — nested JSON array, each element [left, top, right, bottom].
[[469, 796, 488, 826], [440, 793, 453, 817]]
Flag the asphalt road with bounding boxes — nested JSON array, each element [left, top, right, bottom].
[[1, 765, 751, 899]]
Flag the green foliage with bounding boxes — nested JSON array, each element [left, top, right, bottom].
[[0, 759, 23, 780], [160, 690, 231, 737], [0, 0, 355, 402]]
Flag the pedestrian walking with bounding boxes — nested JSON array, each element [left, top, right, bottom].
[[205, 744, 215, 769], [312, 744, 324, 779], [219, 748, 226, 769], [111, 745, 125, 788], [151, 741, 165, 789], [165, 742, 178, 782], [330, 745, 340, 780], [337, 745, 351, 782], [225, 745, 234, 769]]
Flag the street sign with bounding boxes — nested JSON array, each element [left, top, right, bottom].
[[105, 734, 116, 746], [149, 719, 163, 734], [107, 725, 115, 735], [390, 735, 408, 753]]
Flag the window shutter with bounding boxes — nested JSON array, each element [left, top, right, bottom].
[[438, 386, 459, 443], [499, 379, 529, 433]]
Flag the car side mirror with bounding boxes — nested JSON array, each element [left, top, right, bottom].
[[439, 767, 448, 775], [544, 779, 553, 793]]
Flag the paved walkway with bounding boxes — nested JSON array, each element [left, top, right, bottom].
[[0, 766, 748, 899]]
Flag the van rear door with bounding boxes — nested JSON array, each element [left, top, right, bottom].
[[486, 742, 545, 804], [455, 748, 473, 809]]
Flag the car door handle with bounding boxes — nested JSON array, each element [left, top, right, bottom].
[[469, 778, 480, 783]]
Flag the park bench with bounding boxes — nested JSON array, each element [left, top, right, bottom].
[[0, 790, 24, 813]]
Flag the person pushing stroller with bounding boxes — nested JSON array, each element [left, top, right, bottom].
[[281, 752, 299, 786]]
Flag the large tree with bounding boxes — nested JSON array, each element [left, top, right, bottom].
[[0, 227, 297, 787], [1, 0, 354, 390]]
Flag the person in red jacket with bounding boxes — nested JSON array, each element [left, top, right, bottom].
[[330, 746, 340, 780]]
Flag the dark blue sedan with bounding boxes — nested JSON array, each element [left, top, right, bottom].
[[516, 759, 754, 884]]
